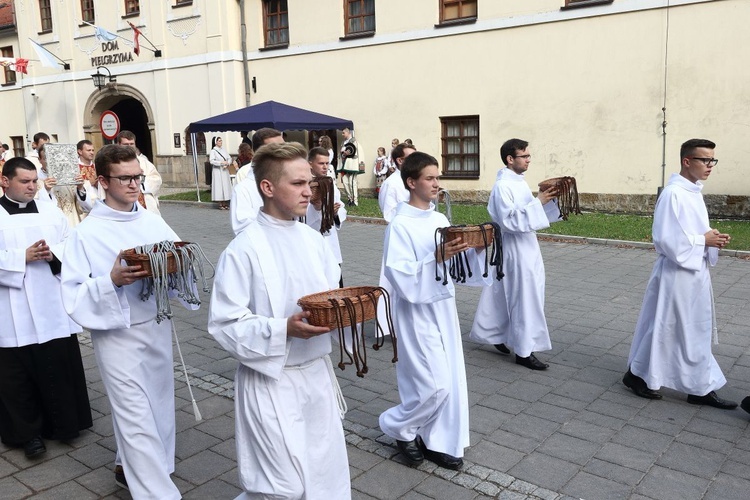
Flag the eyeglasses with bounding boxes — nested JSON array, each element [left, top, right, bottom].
[[690, 157, 718, 167], [514, 154, 531, 160], [105, 174, 145, 185]]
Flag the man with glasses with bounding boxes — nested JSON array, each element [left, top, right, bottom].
[[623, 139, 736, 409], [61, 145, 197, 498], [116, 130, 162, 215], [470, 138, 561, 370]]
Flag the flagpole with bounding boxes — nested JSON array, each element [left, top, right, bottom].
[[28, 39, 70, 69], [81, 20, 161, 56]]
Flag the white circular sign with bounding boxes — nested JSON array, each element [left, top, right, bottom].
[[100, 110, 120, 140]]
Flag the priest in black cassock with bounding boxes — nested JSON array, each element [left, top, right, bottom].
[[0, 157, 92, 459]]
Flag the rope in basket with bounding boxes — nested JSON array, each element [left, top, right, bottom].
[[434, 222, 504, 285], [310, 175, 336, 234], [129, 240, 215, 323], [298, 286, 397, 378], [538, 176, 582, 221]]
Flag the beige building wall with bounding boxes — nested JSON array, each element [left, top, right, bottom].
[[245, 0, 750, 207], [0, 0, 248, 184], [0, 0, 747, 212]]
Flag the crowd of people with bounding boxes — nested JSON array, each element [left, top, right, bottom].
[[0, 126, 745, 499]]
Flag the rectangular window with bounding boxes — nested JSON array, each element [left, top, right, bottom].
[[440, 116, 480, 178], [345, 0, 375, 36], [11, 136, 25, 159], [1, 47, 15, 84], [39, 0, 53, 32], [125, 0, 139, 15], [263, 0, 289, 47], [440, 0, 477, 23], [81, 0, 95, 23]]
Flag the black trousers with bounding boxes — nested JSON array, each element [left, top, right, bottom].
[[0, 335, 92, 445]]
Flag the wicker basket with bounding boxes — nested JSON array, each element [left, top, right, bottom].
[[538, 176, 568, 192], [442, 223, 495, 248], [121, 241, 191, 278], [298, 286, 382, 329]]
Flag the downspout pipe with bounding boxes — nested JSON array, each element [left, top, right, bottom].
[[239, 0, 251, 107]]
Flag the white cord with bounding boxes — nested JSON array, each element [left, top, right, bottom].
[[324, 354, 348, 420], [172, 319, 202, 421]]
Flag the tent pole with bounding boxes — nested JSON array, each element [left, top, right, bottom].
[[191, 132, 201, 202]]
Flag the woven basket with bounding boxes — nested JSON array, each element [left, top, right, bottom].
[[122, 241, 191, 278], [298, 286, 382, 329], [443, 224, 495, 248], [538, 176, 568, 192]]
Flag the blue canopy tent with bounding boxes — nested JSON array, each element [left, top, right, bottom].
[[187, 101, 354, 200]]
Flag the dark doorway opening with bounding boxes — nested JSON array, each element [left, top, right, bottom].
[[110, 98, 153, 162]]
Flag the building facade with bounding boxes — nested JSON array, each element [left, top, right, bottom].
[[0, 0, 748, 214]]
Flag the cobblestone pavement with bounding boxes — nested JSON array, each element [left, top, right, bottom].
[[2, 200, 750, 499]]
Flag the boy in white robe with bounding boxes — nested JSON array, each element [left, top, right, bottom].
[[230, 128, 284, 234], [306, 146, 347, 286], [375, 143, 418, 338], [470, 138, 561, 370], [623, 138, 736, 409], [379, 152, 491, 470], [378, 143, 416, 223], [208, 142, 350, 499], [61, 145, 196, 499], [117, 131, 163, 215]]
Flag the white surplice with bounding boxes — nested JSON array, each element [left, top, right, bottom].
[[627, 173, 725, 395], [378, 169, 409, 222], [138, 153, 162, 215], [230, 173, 263, 235], [379, 203, 490, 458], [470, 168, 561, 358], [0, 201, 80, 348], [208, 211, 350, 500], [305, 183, 347, 264], [61, 200, 193, 500]]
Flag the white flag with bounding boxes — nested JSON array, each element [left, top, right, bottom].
[[95, 26, 118, 42], [29, 39, 60, 69]]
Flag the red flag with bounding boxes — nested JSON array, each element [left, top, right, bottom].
[[14, 58, 28, 74], [128, 21, 141, 56]]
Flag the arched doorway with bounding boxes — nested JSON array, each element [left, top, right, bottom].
[[82, 85, 155, 161]]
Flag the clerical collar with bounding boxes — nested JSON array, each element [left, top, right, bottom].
[[3, 194, 29, 208]]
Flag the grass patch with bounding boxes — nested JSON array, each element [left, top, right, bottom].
[[163, 193, 750, 251], [161, 190, 212, 202]]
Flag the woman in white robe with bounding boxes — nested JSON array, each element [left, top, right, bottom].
[[209, 137, 233, 210]]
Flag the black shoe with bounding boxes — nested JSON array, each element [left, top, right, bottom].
[[421, 447, 463, 470], [396, 439, 424, 466], [687, 391, 738, 410], [23, 436, 46, 459], [622, 370, 663, 400], [741, 396, 750, 415], [515, 354, 548, 370], [114, 465, 129, 490], [494, 343, 510, 354]]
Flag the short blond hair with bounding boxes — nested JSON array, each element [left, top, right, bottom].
[[253, 142, 308, 198]]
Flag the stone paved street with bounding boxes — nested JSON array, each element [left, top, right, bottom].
[[2, 200, 750, 499]]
